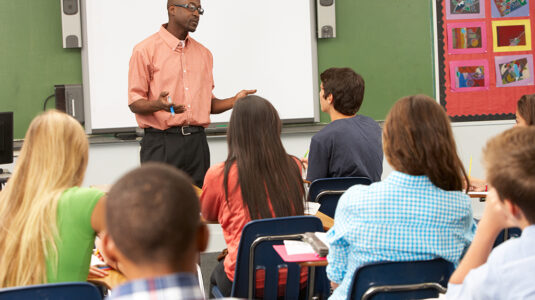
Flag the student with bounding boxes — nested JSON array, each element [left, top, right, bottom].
[[0, 110, 105, 287], [515, 93, 535, 126], [101, 163, 208, 300], [305, 67, 383, 183], [326, 95, 476, 300], [200, 95, 305, 297], [470, 93, 535, 191], [447, 127, 535, 299]]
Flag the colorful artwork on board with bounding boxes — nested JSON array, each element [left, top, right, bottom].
[[446, 0, 486, 19], [495, 55, 534, 87], [447, 22, 487, 54], [492, 0, 529, 17], [492, 20, 532, 52], [449, 60, 490, 92]]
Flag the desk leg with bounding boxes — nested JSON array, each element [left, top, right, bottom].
[[308, 266, 316, 300]]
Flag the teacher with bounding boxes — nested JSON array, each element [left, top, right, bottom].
[[128, 0, 255, 187]]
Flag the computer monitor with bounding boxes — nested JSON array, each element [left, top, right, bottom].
[[0, 112, 13, 164]]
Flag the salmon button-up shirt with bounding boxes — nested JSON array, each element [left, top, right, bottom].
[[128, 24, 214, 130]]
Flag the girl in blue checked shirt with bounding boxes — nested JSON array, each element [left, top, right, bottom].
[[326, 94, 476, 300]]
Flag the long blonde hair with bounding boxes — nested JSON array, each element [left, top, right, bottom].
[[0, 110, 88, 287]]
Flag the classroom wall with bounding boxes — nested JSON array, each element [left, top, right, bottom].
[[2, 0, 435, 137]]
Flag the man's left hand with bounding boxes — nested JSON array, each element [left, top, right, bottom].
[[234, 89, 257, 102]]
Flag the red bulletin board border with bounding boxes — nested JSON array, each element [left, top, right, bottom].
[[436, 0, 535, 121]]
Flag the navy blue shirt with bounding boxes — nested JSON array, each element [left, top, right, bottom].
[[306, 115, 383, 182]]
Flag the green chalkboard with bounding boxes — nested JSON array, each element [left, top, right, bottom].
[[0, 0, 435, 139], [317, 0, 435, 123], [0, 0, 82, 139]]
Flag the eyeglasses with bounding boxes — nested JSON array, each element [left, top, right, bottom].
[[173, 3, 204, 15]]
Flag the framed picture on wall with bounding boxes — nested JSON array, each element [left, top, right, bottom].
[[446, 0, 486, 19], [495, 55, 534, 87], [492, 0, 529, 18], [492, 19, 532, 52], [449, 60, 490, 92], [447, 22, 487, 54]]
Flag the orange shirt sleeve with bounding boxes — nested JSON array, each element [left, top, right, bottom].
[[128, 48, 150, 105]]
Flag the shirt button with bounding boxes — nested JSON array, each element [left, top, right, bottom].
[[185, 87, 189, 90], [183, 70, 187, 73]]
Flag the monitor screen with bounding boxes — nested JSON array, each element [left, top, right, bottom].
[[0, 112, 13, 165]]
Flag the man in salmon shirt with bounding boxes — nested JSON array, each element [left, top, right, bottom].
[[128, 0, 255, 187]]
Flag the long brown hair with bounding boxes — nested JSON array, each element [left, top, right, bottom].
[[224, 96, 304, 219], [383, 95, 469, 191], [517, 94, 535, 126]]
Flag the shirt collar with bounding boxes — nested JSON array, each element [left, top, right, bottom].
[[522, 225, 535, 237], [384, 170, 437, 189], [158, 24, 190, 50], [113, 272, 201, 297]]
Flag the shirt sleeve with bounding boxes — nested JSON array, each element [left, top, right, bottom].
[[306, 136, 329, 182], [200, 166, 224, 222], [326, 192, 352, 283], [128, 48, 150, 105], [62, 187, 104, 234], [446, 263, 490, 299]]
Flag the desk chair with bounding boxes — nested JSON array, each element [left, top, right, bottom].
[[0, 282, 101, 300], [348, 258, 454, 300], [211, 216, 329, 300], [308, 177, 371, 218]]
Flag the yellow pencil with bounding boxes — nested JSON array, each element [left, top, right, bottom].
[[468, 155, 473, 179]]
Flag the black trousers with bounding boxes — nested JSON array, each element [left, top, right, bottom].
[[140, 127, 210, 187], [210, 259, 233, 298]]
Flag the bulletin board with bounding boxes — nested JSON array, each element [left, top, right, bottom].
[[435, 0, 535, 121]]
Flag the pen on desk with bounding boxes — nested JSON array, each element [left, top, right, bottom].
[[168, 96, 175, 116]]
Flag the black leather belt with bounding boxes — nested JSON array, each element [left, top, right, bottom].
[[144, 126, 204, 136]]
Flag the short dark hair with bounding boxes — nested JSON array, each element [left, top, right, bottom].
[[484, 127, 535, 223], [517, 94, 535, 126], [106, 163, 200, 265], [320, 67, 365, 115]]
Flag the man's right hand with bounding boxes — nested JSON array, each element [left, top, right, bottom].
[[157, 91, 186, 114]]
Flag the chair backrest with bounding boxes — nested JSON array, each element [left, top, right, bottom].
[[0, 282, 101, 300], [231, 216, 328, 299], [349, 259, 454, 300], [308, 177, 372, 217]]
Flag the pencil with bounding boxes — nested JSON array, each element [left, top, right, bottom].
[[468, 155, 472, 179]]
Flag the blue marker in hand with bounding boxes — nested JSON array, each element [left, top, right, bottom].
[[168, 96, 175, 116]]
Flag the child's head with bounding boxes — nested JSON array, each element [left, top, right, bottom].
[[516, 94, 535, 126], [484, 126, 535, 224], [17, 109, 88, 187], [320, 67, 365, 116], [227, 95, 282, 155], [383, 94, 468, 191], [104, 163, 208, 274]]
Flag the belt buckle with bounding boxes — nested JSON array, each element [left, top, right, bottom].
[[181, 125, 191, 136]]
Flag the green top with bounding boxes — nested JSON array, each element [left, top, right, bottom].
[[45, 187, 104, 283]]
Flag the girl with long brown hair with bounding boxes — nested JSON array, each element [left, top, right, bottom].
[[200, 95, 305, 297], [326, 95, 476, 299]]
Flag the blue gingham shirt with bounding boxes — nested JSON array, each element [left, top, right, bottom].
[[107, 273, 204, 300], [447, 225, 535, 299], [327, 171, 476, 300]]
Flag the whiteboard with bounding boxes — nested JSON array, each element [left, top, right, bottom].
[[81, 0, 319, 133]]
